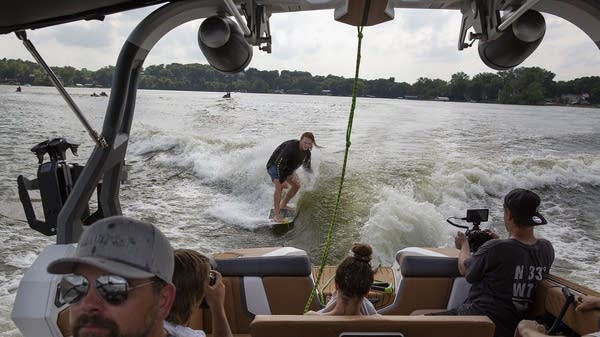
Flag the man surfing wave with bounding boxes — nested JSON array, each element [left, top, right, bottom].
[[266, 132, 318, 223]]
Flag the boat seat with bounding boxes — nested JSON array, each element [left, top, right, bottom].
[[196, 255, 320, 335], [57, 306, 71, 337], [409, 276, 472, 316], [249, 314, 495, 337], [379, 250, 469, 315]]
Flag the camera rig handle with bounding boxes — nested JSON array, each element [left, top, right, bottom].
[[446, 217, 469, 229]]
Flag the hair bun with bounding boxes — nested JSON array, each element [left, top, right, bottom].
[[351, 243, 372, 262]]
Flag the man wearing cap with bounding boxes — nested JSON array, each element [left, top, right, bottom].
[[47, 216, 177, 337], [450, 188, 555, 337]]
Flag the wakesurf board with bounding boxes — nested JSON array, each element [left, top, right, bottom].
[[268, 208, 296, 224], [268, 208, 297, 235]]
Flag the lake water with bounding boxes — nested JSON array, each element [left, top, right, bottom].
[[1, 85, 599, 336]]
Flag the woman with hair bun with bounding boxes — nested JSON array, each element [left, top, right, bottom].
[[307, 243, 379, 316]]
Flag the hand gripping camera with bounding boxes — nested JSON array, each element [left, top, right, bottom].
[[447, 209, 493, 253]]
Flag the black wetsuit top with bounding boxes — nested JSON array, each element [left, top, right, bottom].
[[266, 139, 311, 183]]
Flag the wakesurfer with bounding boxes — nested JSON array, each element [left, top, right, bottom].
[[266, 132, 318, 222]]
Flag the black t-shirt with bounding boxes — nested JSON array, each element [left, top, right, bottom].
[[266, 139, 311, 182], [457, 238, 555, 337]]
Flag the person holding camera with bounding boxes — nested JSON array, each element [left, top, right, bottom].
[[164, 248, 232, 337], [438, 188, 555, 337]]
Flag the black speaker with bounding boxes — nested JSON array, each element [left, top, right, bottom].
[[198, 16, 252, 73], [478, 10, 545, 70]]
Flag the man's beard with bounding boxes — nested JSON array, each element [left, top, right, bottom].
[[72, 312, 156, 337], [73, 315, 119, 337]]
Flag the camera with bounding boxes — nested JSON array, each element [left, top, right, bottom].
[[465, 209, 488, 224], [465, 226, 493, 254], [200, 271, 217, 309], [447, 209, 494, 253]]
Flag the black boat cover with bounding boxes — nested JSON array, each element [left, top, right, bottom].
[[0, 0, 169, 34]]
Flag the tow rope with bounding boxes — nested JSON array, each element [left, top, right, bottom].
[[304, 25, 365, 312]]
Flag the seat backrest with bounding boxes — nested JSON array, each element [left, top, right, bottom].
[[196, 255, 320, 334], [379, 252, 465, 315], [250, 315, 495, 337]]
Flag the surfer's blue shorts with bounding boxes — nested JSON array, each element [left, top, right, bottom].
[[267, 166, 280, 181]]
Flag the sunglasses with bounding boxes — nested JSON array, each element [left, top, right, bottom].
[[59, 274, 154, 306]]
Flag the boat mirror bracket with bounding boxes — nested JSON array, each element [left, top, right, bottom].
[[223, 0, 251, 36], [241, 0, 272, 53]]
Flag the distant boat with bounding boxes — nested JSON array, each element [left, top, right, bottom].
[[223, 92, 231, 98], [15, 86, 21, 92]]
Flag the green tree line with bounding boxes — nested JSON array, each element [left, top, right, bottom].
[[2, 58, 598, 105]]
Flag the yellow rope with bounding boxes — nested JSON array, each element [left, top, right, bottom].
[[304, 25, 364, 312]]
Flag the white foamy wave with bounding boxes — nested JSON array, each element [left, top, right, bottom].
[[508, 155, 600, 188], [129, 129, 187, 158], [541, 226, 600, 290], [360, 184, 455, 266], [207, 200, 270, 230], [429, 154, 600, 201]]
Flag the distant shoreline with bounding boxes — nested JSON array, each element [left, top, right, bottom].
[[3, 84, 598, 108]]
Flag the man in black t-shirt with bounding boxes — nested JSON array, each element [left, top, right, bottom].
[[448, 188, 555, 337], [266, 132, 317, 222]]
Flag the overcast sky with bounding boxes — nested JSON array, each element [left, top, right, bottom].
[[1, 6, 598, 83]]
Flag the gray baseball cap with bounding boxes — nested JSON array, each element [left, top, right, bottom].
[[47, 216, 174, 284]]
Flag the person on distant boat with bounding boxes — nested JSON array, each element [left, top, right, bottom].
[[266, 132, 318, 223], [16, 86, 21, 92], [46, 216, 177, 337], [306, 243, 379, 316], [99, 91, 108, 97], [91, 92, 99, 97], [516, 295, 600, 337], [430, 188, 555, 337], [164, 249, 232, 337]]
